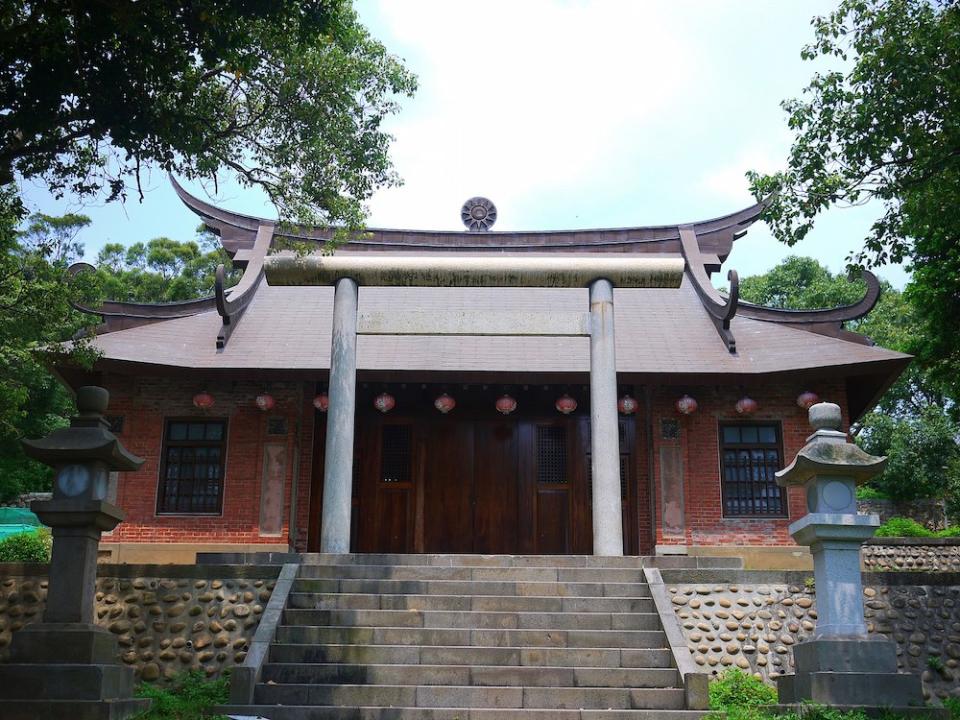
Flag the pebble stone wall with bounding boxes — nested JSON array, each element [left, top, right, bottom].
[[864, 541, 960, 573], [668, 575, 960, 704], [0, 565, 277, 683]]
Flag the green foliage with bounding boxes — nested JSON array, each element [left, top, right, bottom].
[[740, 257, 960, 515], [708, 669, 778, 712], [0, 1, 416, 229], [856, 485, 890, 501], [0, 196, 103, 500], [134, 670, 229, 720], [857, 406, 960, 507], [873, 516, 960, 538], [748, 0, 960, 405], [944, 697, 960, 718], [875, 517, 935, 538], [94, 230, 239, 304], [0, 528, 51, 563]]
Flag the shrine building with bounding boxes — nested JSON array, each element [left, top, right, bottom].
[[60, 180, 910, 565]]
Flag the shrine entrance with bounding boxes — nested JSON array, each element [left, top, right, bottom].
[[308, 384, 643, 555]]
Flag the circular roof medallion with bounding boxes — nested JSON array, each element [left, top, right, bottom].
[[461, 197, 497, 232]]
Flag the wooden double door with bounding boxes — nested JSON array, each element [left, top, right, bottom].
[[310, 394, 641, 555]]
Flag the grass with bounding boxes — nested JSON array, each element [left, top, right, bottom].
[[705, 669, 954, 720], [133, 670, 229, 720]]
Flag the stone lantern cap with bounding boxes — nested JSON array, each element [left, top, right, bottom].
[[776, 402, 885, 488], [21, 386, 143, 471]]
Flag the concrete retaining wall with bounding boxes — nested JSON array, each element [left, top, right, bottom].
[[0, 563, 280, 683]]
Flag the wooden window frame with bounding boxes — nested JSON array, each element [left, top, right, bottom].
[[156, 417, 229, 516], [718, 421, 787, 519]]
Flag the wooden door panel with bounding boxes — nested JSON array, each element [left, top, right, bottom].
[[423, 422, 474, 553], [536, 489, 570, 553], [374, 487, 412, 552], [473, 421, 519, 554]]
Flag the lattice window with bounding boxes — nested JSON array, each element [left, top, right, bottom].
[[537, 426, 568, 484], [157, 420, 227, 514], [719, 424, 786, 517], [380, 425, 412, 484]]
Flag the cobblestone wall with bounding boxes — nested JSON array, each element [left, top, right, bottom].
[[0, 565, 278, 683], [864, 540, 960, 572], [667, 573, 960, 704]]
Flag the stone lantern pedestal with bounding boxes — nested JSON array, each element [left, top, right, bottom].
[[0, 387, 150, 720], [774, 402, 929, 712]]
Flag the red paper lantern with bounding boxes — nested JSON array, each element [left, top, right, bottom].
[[192, 391, 215, 410], [618, 394, 638, 415], [797, 391, 820, 410], [676, 394, 698, 415], [374, 392, 396, 414], [434, 393, 456, 414], [495, 394, 517, 415], [555, 394, 578, 415], [255, 393, 275, 411], [735, 396, 758, 415], [313, 393, 329, 412]]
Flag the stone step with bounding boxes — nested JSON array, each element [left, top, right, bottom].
[[282, 608, 662, 631], [292, 578, 653, 598], [298, 565, 649, 583], [289, 592, 656, 614], [260, 663, 680, 688], [217, 705, 710, 719], [0, 698, 152, 720], [252, 684, 687, 710], [275, 626, 667, 649], [268, 644, 674, 668]]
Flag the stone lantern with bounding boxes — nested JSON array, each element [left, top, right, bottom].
[[0, 386, 149, 719], [774, 402, 927, 711]]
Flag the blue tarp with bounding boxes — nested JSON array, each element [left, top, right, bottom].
[[0, 507, 42, 539]]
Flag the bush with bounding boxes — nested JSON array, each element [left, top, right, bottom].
[[873, 516, 960, 539], [0, 527, 51, 562], [856, 485, 890, 501], [134, 670, 229, 720], [709, 669, 778, 712], [874, 517, 935, 538]]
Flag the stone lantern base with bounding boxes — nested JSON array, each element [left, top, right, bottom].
[[776, 637, 941, 716], [0, 622, 150, 720]]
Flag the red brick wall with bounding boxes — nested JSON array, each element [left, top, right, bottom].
[[99, 374, 849, 552], [650, 381, 848, 548], [100, 375, 309, 547]]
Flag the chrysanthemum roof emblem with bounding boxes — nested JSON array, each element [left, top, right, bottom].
[[461, 197, 497, 232]]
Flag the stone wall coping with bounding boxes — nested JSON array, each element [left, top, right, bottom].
[[866, 537, 960, 547], [658, 568, 960, 587], [0, 563, 283, 579], [228, 563, 300, 704]]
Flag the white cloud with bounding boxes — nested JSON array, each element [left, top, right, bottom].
[[360, 0, 697, 230]]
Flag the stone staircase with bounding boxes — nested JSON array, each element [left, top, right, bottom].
[[219, 553, 734, 719]]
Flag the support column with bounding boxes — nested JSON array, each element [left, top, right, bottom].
[[321, 277, 358, 553], [589, 278, 624, 556]]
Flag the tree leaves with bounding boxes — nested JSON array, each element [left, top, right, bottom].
[[0, 1, 416, 229]]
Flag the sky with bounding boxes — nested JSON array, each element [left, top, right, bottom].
[[18, 0, 909, 289]]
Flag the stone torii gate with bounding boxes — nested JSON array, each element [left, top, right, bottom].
[[266, 254, 684, 556]]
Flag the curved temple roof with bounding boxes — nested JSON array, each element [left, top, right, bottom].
[[67, 178, 908, 419]]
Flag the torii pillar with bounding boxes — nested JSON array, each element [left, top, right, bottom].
[[266, 254, 684, 556]]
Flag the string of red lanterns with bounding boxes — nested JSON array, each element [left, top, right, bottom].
[[198, 390, 802, 417]]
